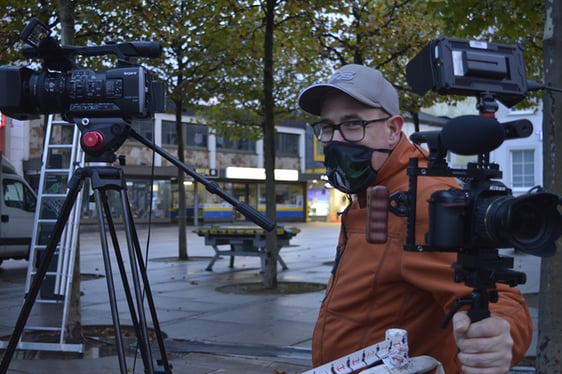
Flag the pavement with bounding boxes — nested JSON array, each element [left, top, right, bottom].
[[0, 222, 540, 374]]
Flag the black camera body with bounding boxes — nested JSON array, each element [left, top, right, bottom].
[[1, 66, 163, 120], [427, 177, 560, 256], [0, 18, 165, 121], [428, 181, 512, 251], [391, 126, 561, 259]]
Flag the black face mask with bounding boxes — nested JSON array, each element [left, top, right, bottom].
[[324, 141, 392, 194]]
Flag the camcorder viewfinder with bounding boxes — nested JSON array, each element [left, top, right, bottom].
[[0, 18, 165, 121]]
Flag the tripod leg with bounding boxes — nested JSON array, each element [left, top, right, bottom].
[[120, 190, 172, 372], [100, 189, 155, 373], [93, 168, 171, 373], [0, 169, 88, 374], [93, 188, 129, 374], [98, 191, 151, 369]]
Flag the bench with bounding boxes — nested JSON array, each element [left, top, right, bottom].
[[193, 225, 300, 271]]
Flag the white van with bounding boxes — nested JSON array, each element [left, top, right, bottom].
[[0, 155, 37, 266]]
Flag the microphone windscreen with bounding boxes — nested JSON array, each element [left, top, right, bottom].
[[441, 115, 505, 155]]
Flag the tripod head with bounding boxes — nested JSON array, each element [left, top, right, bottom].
[[74, 117, 130, 163]]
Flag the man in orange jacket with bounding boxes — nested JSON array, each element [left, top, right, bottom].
[[298, 64, 532, 374]]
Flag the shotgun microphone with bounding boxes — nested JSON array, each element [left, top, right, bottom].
[[440, 115, 505, 155]]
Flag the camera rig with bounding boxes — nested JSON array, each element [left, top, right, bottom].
[[388, 37, 562, 325]]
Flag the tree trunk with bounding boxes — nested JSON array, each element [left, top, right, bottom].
[[262, 0, 278, 289], [57, 0, 74, 46], [175, 100, 188, 259], [537, 1, 562, 372]]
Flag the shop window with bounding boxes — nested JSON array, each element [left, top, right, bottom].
[[216, 136, 256, 152], [276, 133, 299, 156], [186, 123, 208, 147], [162, 120, 178, 145]]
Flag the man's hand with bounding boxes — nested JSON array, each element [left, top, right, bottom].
[[453, 311, 513, 374]]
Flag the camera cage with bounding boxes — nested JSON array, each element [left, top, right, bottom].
[[390, 37, 562, 325]]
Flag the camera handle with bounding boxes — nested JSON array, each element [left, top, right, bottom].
[[440, 251, 526, 328], [440, 287, 496, 328]]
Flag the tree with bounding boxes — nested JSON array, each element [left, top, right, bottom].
[[538, 2, 562, 371], [200, 1, 325, 289]]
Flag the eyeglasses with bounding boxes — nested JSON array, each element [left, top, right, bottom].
[[311, 117, 391, 143]]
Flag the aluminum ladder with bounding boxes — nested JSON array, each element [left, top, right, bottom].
[[1, 115, 85, 352]]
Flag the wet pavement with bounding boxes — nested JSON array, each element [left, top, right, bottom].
[[0, 222, 539, 373]]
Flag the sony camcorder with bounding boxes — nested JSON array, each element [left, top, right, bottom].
[[0, 18, 165, 121]]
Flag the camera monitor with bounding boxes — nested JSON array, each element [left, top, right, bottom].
[[407, 36, 528, 108]]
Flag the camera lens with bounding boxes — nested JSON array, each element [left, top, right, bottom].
[[480, 191, 561, 256], [510, 201, 545, 241]]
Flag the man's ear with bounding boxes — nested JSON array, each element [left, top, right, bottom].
[[386, 115, 404, 145]]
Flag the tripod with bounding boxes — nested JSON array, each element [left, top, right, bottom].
[[0, 162, 172, 373], [0, 118, 275, 373]]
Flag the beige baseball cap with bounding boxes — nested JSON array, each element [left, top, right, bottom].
[[298, 64, 400, 116]]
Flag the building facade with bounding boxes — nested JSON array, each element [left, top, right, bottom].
[[1, 98, 545, 225]]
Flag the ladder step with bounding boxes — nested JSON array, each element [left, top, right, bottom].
[[25, 326, 63, 332], [41, 193, 68, 198], [36, 218, 59, 224], [0, 341, 83, 353], [33, 298, 64, 304], [47, 144, 74, 150], [44, 169, 73, 175], [29, 271, 64, 277]]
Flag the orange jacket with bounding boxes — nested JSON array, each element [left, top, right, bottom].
[[312, 134, 533, 373]]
